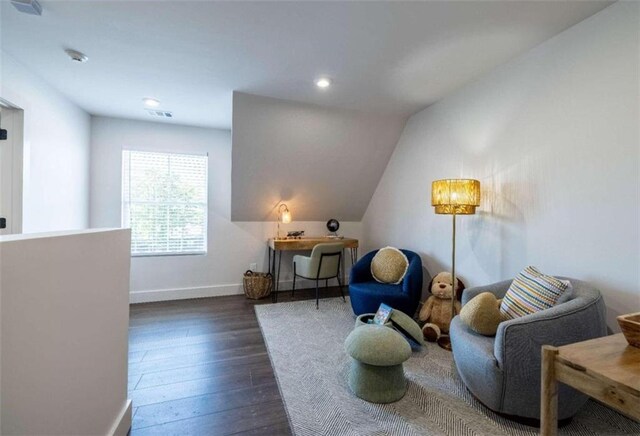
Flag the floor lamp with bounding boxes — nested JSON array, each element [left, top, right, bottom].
[[431, 179, 481, 351]]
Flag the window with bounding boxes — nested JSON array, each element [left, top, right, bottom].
[[122, 150, 208, 256]]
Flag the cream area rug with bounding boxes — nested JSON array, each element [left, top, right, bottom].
[[255, 297, 640, 436]]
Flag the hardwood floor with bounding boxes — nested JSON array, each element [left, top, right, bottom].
[[128, 286, 348, 435]]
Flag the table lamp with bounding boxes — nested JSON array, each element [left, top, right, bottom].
[[277, 203, 292, 239], [431, 178, 480, 350]]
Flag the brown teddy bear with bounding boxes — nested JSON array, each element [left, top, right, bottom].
[[419, 272, 464, 342]]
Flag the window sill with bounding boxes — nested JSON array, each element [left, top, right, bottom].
[[131, 252, 207, 258]]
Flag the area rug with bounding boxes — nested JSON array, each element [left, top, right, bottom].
[[255, 297, 640, 436]]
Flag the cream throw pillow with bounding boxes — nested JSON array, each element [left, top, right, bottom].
[[371, 247, 409, 284]]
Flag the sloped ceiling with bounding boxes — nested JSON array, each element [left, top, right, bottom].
[[231, 92, 406, 222]]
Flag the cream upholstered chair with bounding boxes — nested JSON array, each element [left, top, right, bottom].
[[293, 242, 345, 308]]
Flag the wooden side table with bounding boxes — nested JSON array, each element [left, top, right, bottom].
[[541, 334, 640, 435]]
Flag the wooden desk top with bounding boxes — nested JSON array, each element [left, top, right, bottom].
[[556, 334, 640, 395], [268, 237, 358, 250]]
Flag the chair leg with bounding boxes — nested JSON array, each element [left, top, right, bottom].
[[316, 279, 319, 309], [325, 278, 328, 289], [292, 263, 296, 298], [337, 274, 346, 302]]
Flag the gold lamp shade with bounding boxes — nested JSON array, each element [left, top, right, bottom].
[[431, 179, 481, 215]]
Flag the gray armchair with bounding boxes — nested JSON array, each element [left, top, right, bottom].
[[450, 277, 607, 423]]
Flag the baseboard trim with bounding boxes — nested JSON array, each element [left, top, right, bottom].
[[108, 399, 132, 436], [129, 277, 349, 304], [130, 284, 243, 303]]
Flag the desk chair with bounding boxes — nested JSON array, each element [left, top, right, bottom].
[[293, 242, 345, 308]]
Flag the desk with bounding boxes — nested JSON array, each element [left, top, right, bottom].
[[267, 237, 359, 303], [541, 334, 640, 435]]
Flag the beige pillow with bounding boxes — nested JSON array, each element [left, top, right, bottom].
[[460, 292, 503, 336], [371, 247, 409, 284]]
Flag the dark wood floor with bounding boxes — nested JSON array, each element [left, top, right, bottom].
[[128, 286, 347, 435]]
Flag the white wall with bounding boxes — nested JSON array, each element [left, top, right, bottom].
[[363, 2, 639, 329], [90, 116, 362, 302], [232, 92, 406, 221], [0, 229, 131, 435], [0, 52, 90, 232]]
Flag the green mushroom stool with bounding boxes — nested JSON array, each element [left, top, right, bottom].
[[344, 324, 412, 403]]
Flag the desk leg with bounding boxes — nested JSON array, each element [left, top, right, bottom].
[[346, 247, 358, 284], [274, 250, 282, 303], [541, 345, 559, 436], [341, 249, 346, 291], [270, 247, 276, 303]]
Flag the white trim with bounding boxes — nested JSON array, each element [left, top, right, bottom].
[[107, 399, 132, 436], [122, 147, 209, 158], [0, 105, 24, 235], [129, 277, 349, 304], [131, 251, 207, 258], [130, 284, 243, 303]]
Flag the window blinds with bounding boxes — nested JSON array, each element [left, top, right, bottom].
[[122, 150, 208, 256]]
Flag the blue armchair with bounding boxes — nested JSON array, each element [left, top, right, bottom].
[[450, 277, 607, 423], [349, 249, 423, 316]]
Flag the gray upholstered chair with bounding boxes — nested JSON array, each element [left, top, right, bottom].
[[450, 277, 607, 423], [293, 242, 345, 308]]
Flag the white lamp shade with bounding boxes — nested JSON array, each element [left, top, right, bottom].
[[281, 209, 292, 223]]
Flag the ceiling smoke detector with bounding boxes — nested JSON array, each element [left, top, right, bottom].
[[64, 49, 88, 63]]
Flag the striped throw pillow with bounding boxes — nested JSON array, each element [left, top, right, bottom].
[[500, 266, 569, 320]]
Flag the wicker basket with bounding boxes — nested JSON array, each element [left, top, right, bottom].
[[243, 270, 273, 300]]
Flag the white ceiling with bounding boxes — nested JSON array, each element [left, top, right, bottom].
[[1, 1, 612, 130]]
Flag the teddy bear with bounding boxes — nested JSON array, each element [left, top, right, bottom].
[[418, 272, 465, 342]]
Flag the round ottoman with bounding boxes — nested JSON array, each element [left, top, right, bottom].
[[344, 324, 412, 403]]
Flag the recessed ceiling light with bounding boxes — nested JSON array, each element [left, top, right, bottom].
[[142, 98, 161, 108], [315, 78, 331, 89]]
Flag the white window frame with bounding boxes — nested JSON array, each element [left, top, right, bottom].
[[122, 149, 209, 257]]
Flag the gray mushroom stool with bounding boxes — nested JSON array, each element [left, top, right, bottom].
[[344, 324, 412, 403]]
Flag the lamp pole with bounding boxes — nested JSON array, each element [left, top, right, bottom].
[[451, 211, 457, 320], [432, 178, 480, 351]]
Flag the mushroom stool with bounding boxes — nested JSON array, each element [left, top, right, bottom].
[[344, 324, 412, 403]]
